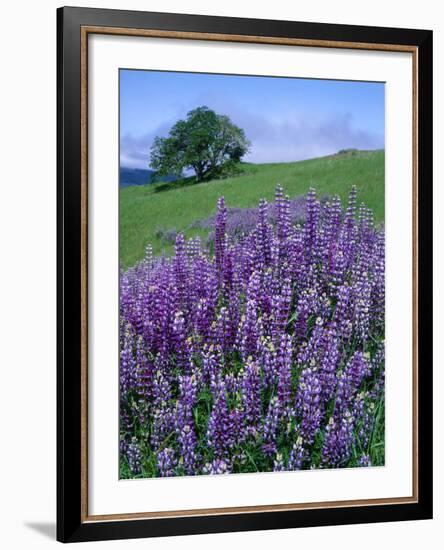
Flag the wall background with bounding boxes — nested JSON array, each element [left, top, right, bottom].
[[0, 1, 440, 548]]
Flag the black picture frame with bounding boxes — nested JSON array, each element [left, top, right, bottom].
[[57, 6, 433, 543]]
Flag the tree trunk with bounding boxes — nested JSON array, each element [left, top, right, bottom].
[[194, 163, 205, 182]]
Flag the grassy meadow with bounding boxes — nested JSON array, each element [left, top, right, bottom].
[[120, 149, 384, 268]]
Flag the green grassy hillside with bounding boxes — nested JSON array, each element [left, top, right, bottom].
[[120, 149, 384, 268]]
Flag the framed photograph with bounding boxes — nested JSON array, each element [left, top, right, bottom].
[[57, 6, 433, 543]]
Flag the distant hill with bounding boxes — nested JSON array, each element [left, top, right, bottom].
[[120, 167, 177, 187], [120, 167, 153, 187], [120, 150, 385, 267]]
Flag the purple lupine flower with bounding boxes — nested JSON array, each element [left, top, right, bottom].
[[255, 199, 273, 267], [135, 335, 154, 402], [207, 377, 232, 457], [262, 397, 281, 457], [120, 409, 133, 444], [287, 436, 305, 470], [371, 231, 385, 329], [150, 407, 174, 451], [287, 224, 307, 288], [369, 343, 385, 400], [227, 285, 242, 343], [338, 186, 358, 270], [192, 298, 212, 342], [201, 344, 220, 385], [276, 333, 293, 411], [296, 366, 323, 445], [333, 283, 353, 339], [176, 374, 198, 427], [172, 310, 192, 373], [297, 317, 324, 366], [178, 423, 199, 475], [224, 372, 241, 396], [259, 336, 277, 387], [157, 447, 177, 477], [321, 411, 355, 467], [120, 437, 129, 458], [352, 393, 375, 450], [329, 248, 348, 293], [172, 233, 188, 313], [333, 350, 371, 419], [242, 358, 262, 430], [221, 243, 235, 293], [120, 325, 137, 398], [127, 437, 142, 475], [229, 407, 245, 448], [150, 362, 174, 449], [214, 197, 227, 284], [323, 196, 342, 256], [202, 458, 231, 475], [293, 288, 320, 341], [175, 374, 199, 474], [273, 452, 285, 472], [238, 298, 260, 362], [318, 324, 340, 405], [357, 454, 372, 467], [214, 306, 233, 354], [152, 368, 172, 408], [304, 188, 320, 263], [187, 235, 202, 261], [271, 278, 292, 342], [353, 271, 372, 342], [345, 350, 371, 390], [275, 184, 292, 264]]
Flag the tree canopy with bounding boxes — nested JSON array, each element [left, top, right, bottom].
[[150, 106, 250, 182]]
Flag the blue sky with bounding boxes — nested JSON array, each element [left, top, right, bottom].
[[120, 69, 385, 169]]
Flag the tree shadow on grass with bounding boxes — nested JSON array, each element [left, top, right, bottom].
[[152, 177, 195, 193]]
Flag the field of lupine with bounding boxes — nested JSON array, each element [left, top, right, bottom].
[[120, 185, 385, 478]]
